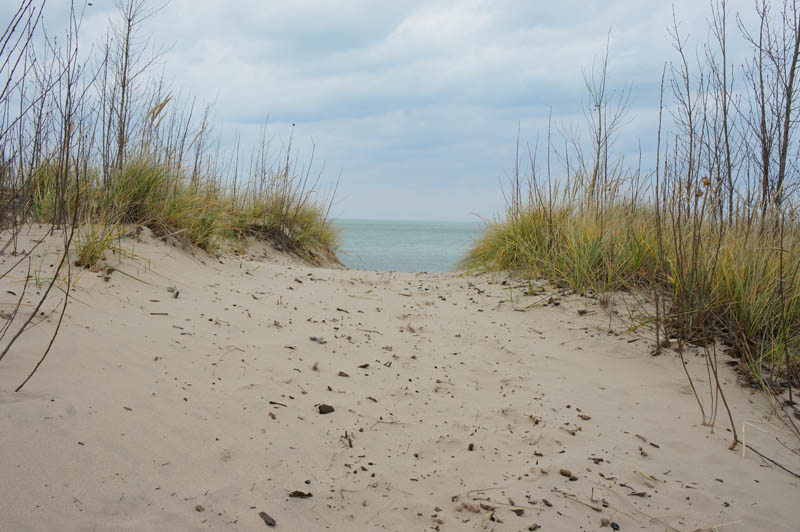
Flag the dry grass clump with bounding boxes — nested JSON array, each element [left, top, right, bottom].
[[466, 0, 800, 418], [466, 203, 658, 293], [21, 153, 339, 266], [464, 188, 800, 382]]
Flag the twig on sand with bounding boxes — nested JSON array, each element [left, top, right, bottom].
[[687, 521, 744, 531], [464, 486, 508, 497], [743, 442, 800, 479], [370, 419, 409, 430], [347, 294, 376, 301], [553, 489, 602, 512]]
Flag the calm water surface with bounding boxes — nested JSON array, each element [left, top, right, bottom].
[[333, 219, 484, 272]]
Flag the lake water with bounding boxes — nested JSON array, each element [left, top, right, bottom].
[[333, 219, 484, 272]]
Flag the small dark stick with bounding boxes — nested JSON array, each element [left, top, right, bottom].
[[258, 511, 276, 527]]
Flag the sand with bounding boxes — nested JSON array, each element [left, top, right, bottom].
[[1, 227, 799, 532]]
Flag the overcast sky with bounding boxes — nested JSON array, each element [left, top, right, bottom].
[[11, 0, 759, 221]]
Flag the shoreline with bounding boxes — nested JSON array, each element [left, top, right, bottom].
[[1, 228, 798, 531]]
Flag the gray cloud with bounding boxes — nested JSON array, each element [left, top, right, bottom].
[[5, 0, 759, 220]]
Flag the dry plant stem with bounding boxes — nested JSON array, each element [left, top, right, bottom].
[[653, 65, 667, 358], [768, 381, 800, 441], [708, 344, 739, 450], [0, 229, 20, 255], [15, 256, 70, 391], [0, 228, 72, 367], [0, 256, 31, 342], [705, 346, 719, 431], [744, 442, 800, 479], [678, 345, 708, 426], [0, 1, 44, 124]]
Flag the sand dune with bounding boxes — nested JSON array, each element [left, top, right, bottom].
[[1, 228, 798, 531]]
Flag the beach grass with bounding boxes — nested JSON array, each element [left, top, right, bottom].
[[21, 153, 340, 267], [0, 4, 339, 269], [465, 0, 800, 400], [464, 190, 799, 384]]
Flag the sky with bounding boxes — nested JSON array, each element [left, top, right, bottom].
[[7, 0, 760, 221]]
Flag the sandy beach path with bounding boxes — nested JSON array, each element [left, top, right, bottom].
[[1, 230, 798, 531]]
